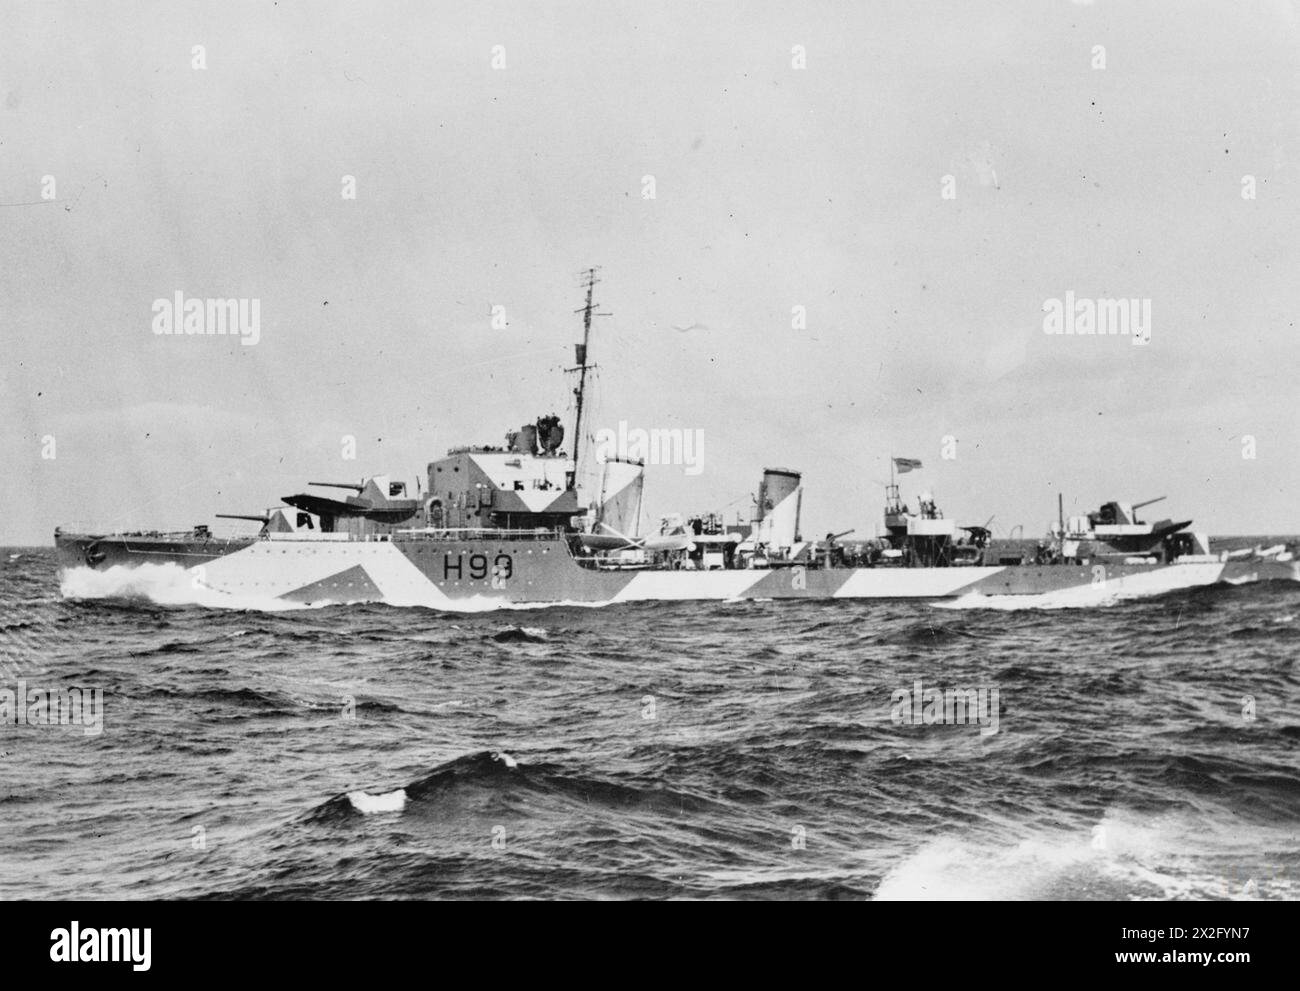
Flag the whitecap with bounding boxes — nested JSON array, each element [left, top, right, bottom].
[[346, 788, 408, 815]]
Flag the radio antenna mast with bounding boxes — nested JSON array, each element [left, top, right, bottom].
[[567, 267, 608, 489]]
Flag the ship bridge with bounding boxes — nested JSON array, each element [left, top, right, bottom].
[[426, 446, 580, 530]]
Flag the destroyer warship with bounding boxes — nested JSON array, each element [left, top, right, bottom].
[[55, 272, 1298, 607]]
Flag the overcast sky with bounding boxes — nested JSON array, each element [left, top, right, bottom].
[[3, 0, 1298, 545]]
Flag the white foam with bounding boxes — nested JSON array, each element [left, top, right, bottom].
[[874, 809, 1293, 901], [874, 834, 1087, 900], [60, 563, 311, 611], [492, 751, 518, 768], [346, 788, 408, 815], [933, 588, 1123, 611], [403, 596, 615, 614], [461, 596, 616, 612]]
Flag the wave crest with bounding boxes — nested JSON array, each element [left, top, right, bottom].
[[874, 809, 1295, 900]]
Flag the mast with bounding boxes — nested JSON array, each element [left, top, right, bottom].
[[567, 267, 605, 490]]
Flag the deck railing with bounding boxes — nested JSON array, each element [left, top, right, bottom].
[[57, 524, 569, 544], [389, 527, 564, 542]]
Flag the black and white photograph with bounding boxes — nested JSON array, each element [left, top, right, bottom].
[[1, 0, 1295, 968]]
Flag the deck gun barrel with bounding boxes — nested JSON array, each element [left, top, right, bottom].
[[1131, 496, 1166, 510], [818, 529, 856, 545], [308, 481, 365, 492]]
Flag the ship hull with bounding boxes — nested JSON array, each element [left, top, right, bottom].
[[53, 531, 1299, 607]]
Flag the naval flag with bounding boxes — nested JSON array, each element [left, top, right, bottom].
[[893, 457, 923, 473]]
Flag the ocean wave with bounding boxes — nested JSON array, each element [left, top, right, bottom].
[[874, 808, 1296, 901], [306, 750, 728, 826], [138, 684, 398, 717], [308, 751, 523, 822], [488, 626, 549, 644], [13, 544, 1300, 901]]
